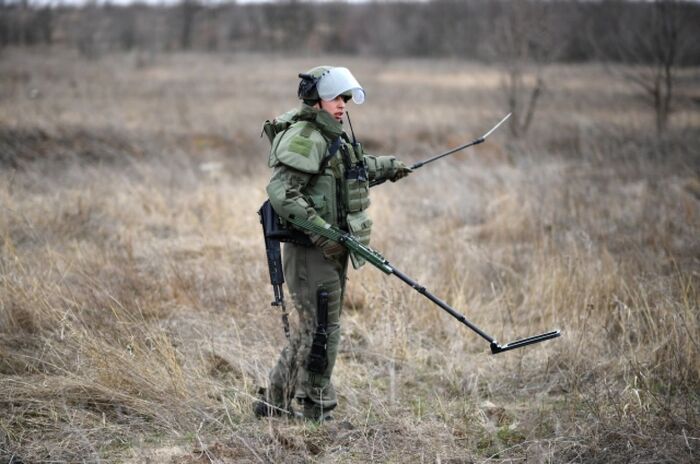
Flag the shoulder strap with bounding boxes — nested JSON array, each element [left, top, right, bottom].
[[319, 136, 342, 172], [300, 122, 315, 138]]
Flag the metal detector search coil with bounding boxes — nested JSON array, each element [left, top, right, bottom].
[[489, 330, 562, 355]]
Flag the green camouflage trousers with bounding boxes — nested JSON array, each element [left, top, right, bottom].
[[269, 243, 348, 417], [268, 242, 348, 418]]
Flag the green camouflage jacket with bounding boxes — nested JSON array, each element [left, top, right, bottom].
[[266, 104, 402, 267]]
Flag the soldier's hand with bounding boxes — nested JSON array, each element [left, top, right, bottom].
[[390, 159, 412, 182], [311, 234, 346, 260]]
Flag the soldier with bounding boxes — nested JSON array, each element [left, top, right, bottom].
[[255, 66, 411, 421]]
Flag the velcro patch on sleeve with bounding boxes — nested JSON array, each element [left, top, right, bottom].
[[289, 136, 313, 158]]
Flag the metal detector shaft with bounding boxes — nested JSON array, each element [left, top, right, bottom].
[[370, 113, 511, 188], [390, 268, 495, 344], [287, 213, 560, 354]]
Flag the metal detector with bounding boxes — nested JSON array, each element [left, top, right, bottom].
[[390, 269, 561, 354], [286, 211, 562, 355]]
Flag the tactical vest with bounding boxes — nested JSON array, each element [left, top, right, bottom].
[[264, 107, 372, 268]]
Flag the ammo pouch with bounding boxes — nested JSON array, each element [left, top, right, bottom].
[[344, 171, 370, 213], [259, 200, 313, 247], [307, 290, 330, 374], [346, 210, 373, 269], [340, 143, 370, 214]]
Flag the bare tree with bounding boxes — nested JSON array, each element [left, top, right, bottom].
[[600, 0, 690, 135], [490, 1, 564, 138], [638, 0, 687, 135], [3, 0, 698, 68], [178, 0, 200, 50], [76, 1, 100, 59]]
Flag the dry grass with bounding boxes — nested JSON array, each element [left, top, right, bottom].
[[0, 47, 699, 463]]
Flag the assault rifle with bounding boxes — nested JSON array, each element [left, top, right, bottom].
[[287, 213, 560, 354], [370, 113, 511, 188], [258, 202, 300, 339]]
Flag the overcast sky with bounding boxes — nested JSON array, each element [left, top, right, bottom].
[[11, 0, 681, 6], [18, 0, 428, 5]]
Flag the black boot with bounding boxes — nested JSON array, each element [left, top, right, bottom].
[[300, 398, 335, 422], [253, 387, 292, 418]]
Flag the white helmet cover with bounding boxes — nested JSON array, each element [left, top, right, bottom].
[[317, 67, 366, 104]]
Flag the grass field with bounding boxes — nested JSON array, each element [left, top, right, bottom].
[[1, 48, 699, 463]]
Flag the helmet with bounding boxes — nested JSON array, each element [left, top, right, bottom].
[[298, 66, 365, 105]]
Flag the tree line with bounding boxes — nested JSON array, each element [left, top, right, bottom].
[[1, 0, 699, 66]]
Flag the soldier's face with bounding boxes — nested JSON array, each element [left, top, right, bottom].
[[318, 96, 347, 122]]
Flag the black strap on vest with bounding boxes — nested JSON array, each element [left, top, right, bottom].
[[319, 136, 341, 172], [340, 142, 368, 182]]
